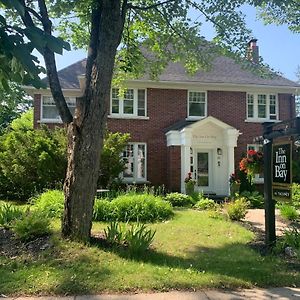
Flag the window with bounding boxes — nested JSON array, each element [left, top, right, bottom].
[[188, 91, 207, 118], [247, 93, 278, 121], [247, 144, 264, 183], [42, 96, 76, 121], [122, 143, 146, 182], [111, 88, 146, 117]]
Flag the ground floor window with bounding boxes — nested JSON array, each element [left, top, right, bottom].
[[122, 143, 146, 182], [247, 144, 264, 183]]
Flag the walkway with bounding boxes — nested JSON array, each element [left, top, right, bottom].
[[4, 288, 300, 300]]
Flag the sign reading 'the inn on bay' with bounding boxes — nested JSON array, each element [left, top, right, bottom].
[[272, 143, 292, 201]]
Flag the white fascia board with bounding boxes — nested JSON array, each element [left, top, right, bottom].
[[23, 86, 83, 97], [165, 131, 181, 146], [122, 80, 299, 94]]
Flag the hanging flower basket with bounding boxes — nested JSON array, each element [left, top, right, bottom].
[[239, 150, 263, 183]]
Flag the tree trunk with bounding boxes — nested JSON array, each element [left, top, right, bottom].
[[62, 0, 126, 242]]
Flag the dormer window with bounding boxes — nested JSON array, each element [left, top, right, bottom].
[[188, 91, 207, 119], [247, 93, 278, 121], [111, 88, 146, 117]]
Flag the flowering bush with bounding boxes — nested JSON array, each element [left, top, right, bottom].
[[239, 150, 263, 182], [185, 172, 196, 195]]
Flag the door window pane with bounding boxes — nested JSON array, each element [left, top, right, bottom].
[[197, 152, 209, 186], [123, 145, 134, 178], [137, 144, 145, 179]]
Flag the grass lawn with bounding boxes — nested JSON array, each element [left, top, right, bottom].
[[0, 209, 299, 296]]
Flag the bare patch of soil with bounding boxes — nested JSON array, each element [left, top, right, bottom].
[[0, 228, 52, 257]]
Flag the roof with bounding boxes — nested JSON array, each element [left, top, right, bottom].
[[42, 56, 299, 89]]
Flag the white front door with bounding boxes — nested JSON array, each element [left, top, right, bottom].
[[195, 150, 213, 192]]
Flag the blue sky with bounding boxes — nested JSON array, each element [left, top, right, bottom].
[[51, 5, 300, 82]]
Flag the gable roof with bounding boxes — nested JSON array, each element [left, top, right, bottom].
[[42, 56, 299, 89]]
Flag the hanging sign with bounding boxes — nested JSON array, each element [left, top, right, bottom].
[[272, 143, 292, 201]]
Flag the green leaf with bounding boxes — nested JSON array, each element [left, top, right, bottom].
[[0, 0, 25, 16]]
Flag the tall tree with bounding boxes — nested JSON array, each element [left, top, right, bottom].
[[0, 83, 32, 134], [1, 0, 266, 242]]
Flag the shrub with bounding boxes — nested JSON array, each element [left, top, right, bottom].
[[93, 199, 114, 221], [98, 132, 130, 189], [31, 190, 64, 218], [0, 203, 24, 229], [194, 198, 216, 210], [292, 183, 300, 209], [279, 204, 299, 221], [240, 191, 264, 208], [93, 194, 173, 222], [276, 226, 300, 255], [112, 194, 173, 222], [13, 210, 51, 241], [164, 192, 193, 207], [124, 223, 156, 255], [0, 111, 67, 200], [225, 198, 249, 221], [104, 221, 124, 245]]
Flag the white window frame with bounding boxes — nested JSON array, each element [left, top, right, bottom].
[[187, 90, 207, 120], [41, 95, 76, 123], [247, 144, 264, 184], [246, 93, 278, 122], [122, 143, 147, 183], [110, 88, 147, 118]]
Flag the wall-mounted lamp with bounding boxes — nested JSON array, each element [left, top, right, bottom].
[[295, 137, 300, 148], [217, 148, 222, 155]]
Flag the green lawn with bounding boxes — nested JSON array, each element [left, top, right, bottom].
[[0, 209, 299, 296]]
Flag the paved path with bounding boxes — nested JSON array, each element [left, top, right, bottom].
[[3, 288, 300, 300], [244, 209, 289, 236]]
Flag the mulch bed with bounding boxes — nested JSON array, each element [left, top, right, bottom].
[[0, 228, 52, 258]]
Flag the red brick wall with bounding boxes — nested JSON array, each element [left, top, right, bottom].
[[34, 89, 295, 190], [107, 88, 187, 189], [33, 94, 41, 128], [167, 146, 181, 191]]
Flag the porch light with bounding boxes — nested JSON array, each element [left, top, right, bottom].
[[217, 148, 222, 155], [294, 137, 300, 148]]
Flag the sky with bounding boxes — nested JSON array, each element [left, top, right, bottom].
[[51, 5, 300, 82]]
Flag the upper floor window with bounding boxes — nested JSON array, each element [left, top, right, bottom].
[[111, 88, 146, 117], [188, 91, 207, 118], [122, 143, 147, 182], [42, 96, 76, 121], [247, 93, 278, 121]]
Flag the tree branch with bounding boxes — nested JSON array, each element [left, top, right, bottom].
[[37, 0, 73, 124], [127, 0, 176, 11]]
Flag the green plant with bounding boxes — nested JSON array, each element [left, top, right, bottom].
[[13, 210, 51, 241], [279, 204, 299, 221], [0, 203, 24, 228], [98, 132, 130, 189], [194, 198, 216, 210], [164, 192, 193, 207], [104, 221, 124, 245], [31, 190, 64, 218], [124, 223, 156, 255], [93, 199, 114, 221], [225, 198, 249, 221], [0, 111, 67, 201], [240, 191, 264, 208], [93, 194, 173, 222], [292, 183, 300, 209]]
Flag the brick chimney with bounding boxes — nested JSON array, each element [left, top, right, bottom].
[[247, 39, 259, 64]]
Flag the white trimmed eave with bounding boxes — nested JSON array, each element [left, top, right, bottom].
[[122, 79, 299, 94], [23, 86, 83, 97]]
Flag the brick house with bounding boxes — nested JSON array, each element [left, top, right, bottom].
[[27, 42, 299, 196]]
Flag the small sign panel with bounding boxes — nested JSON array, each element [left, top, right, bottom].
[[272, 143, 292, 201]]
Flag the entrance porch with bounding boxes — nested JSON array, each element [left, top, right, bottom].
[[166, 116, 240, 196]]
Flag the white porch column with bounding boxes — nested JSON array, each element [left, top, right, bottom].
[[226, 128, 240, 195], [180, 129, 192, 193]]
